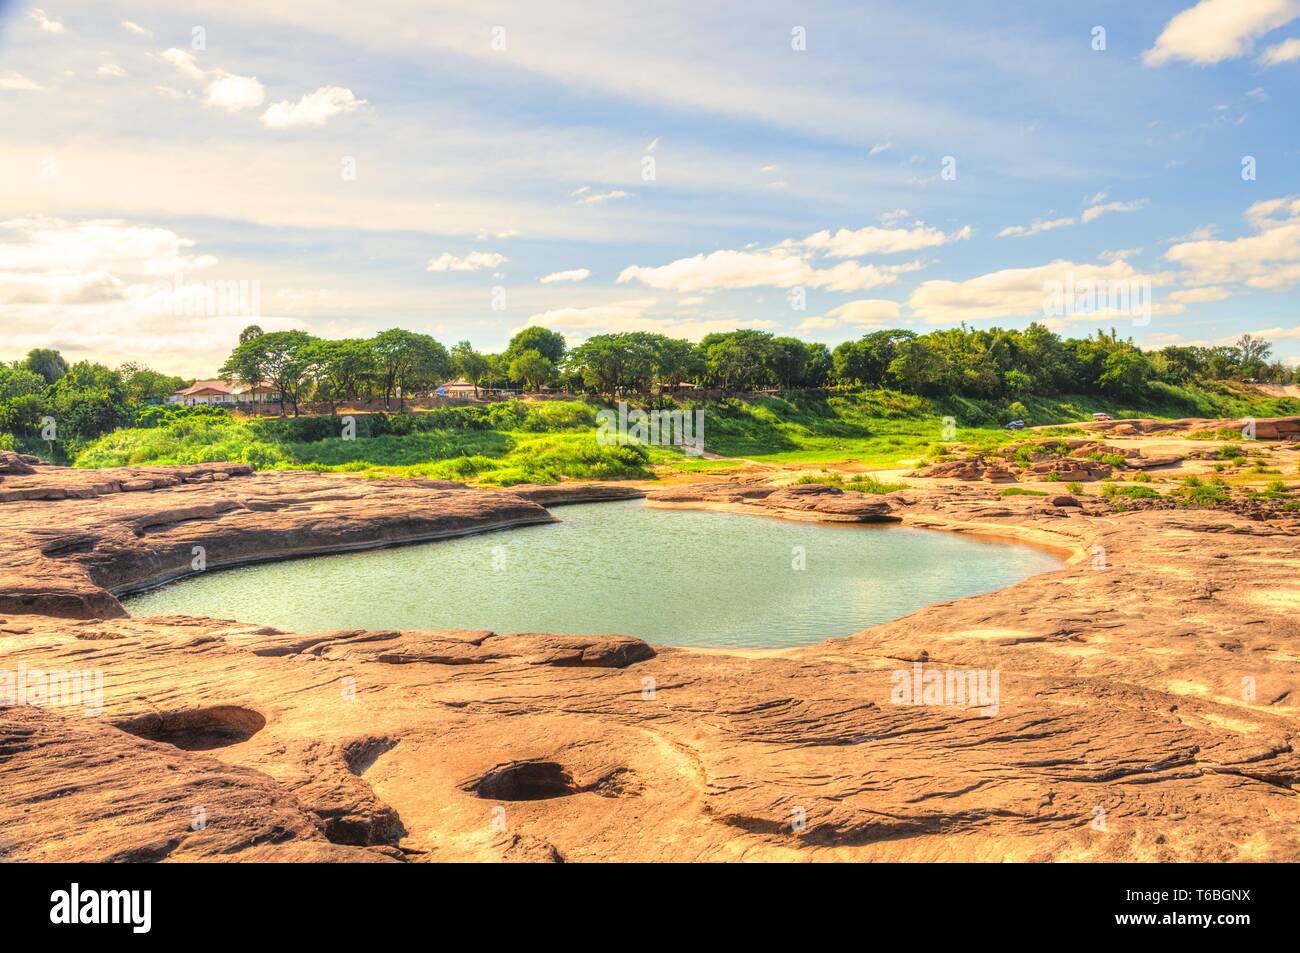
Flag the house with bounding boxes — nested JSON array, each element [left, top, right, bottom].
[[169, 380, 277, 406], [439, 380, 479, 399]]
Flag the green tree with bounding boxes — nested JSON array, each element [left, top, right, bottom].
[[508, 349, 556, 392], [23, 348, 68, 386], [220, 330, 315, 416], [450, 340, 490, 397], [370, 329, 451, 411], [505, 327, 567, 366], [119, 363, 186, 404]]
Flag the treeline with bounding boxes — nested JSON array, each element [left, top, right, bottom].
[[214, 322, 1300, 414], [3, 323, 1293, 457], [0, 349, 185, 456]]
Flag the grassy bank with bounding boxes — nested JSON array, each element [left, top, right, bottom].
[[69, 385, 1300, 483]]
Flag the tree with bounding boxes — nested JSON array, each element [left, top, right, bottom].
[[450, 340, 489, 397], [704, 330, 775, 391], [119, 363, 186, 404], [238, 325, 265, 345], [47, 362, 131, 447], [508, 349, 556, 392], [370, 329, 451, 411], [220, 330, 314, 416], [504, 327, 567, 366], [23, 348, 68, 386], [1236, 334, 1272, 379], [300, 338, 374, 414], [568, 334, 637, 398]]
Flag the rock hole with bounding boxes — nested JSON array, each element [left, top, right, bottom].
[[469, 760, 580, 801], [114, 705, 265, 751]]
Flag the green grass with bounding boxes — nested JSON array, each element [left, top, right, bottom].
[[1002, 487, 1049, 497], [68, 384, 1300, 485], [74, 407, 654, 486]]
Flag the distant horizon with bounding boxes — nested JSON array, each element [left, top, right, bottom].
[[2, 0, 1299, 377]]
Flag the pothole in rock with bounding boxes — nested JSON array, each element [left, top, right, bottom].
[[465, 760, 642, 801], [113, 705, 266, 751]]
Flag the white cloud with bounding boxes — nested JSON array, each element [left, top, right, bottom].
[[1144, 0, 1300, 67], [1165, 196, 1300, 290], [794, 316, 838, 332], [426, 251, 507, 272], [160, 48, 205, 80], [1260, 35, 1300, 63], [261, 86, 364, 129], [525, 298, 775, 340], [1081, 198, 1148, 223], [801, 222, 970, 256], [644, 137, 659, 152], [0, 72, 42, 92], [540, 268, 591, 284], [618, 248, 920, 294], [0, 217, 216, 278], [1098, 247, 1142, 262], [1169, 286, 1232, 303], [122, 21, 153, 38], [879, 209, 910, 226], [96, 63, 127, 78], [29, 8, 63, 34], [907, 259, 1168, 322], [869, 142, 893, 157], [826, 298, 902, 326], [997, 216, 1075, 238], [576, 189, 632, 205], [205, 73, 266, 112]]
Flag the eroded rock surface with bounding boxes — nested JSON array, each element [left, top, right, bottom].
[[1, 463, 1299, 862]]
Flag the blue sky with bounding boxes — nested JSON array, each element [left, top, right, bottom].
[[1, 0, 1298, 375]]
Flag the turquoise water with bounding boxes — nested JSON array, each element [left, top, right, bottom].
[[123, 499, 1061, 648]]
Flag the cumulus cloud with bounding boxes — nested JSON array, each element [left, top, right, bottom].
[[1082, 198, 1148, 223], [825, 298, 903, 326], [575, 189, 632, 205], [261, 86, 365, 129], [0, 72, 42, 92], [794, 316, 839, 332], [204, 73, 266, 112], [0, 217, 216, 279], [1260, 35, 1300, 63], [618, 248, 920, 294], [539, 268, 591, 284], [426, 251, 507, 272], [1169, 286, 1232, 303], [159, 48, 205, 80], [122, 20, 153, 38], [1144, 0, 1300, 67], [800, 222, 971, 256], [29, 8, 63, 34], [997, 216, 1075, 239], [525, 298, 775, 340], [1165, 196, 1300, 290], [869, 142, 893, 157], [96, 63, 127, 78], [907, 259, 1170, 323]]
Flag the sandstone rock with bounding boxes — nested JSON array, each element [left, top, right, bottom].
[[0, 451, 36, 476], [648, 482, 896, 522], [4, 464, 1300, 862], [1050, 495, 1082, 507]]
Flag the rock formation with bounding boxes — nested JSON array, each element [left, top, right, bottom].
[[2, 461, 1299, 862]]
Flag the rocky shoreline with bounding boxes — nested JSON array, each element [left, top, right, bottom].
[[2, 456, 1298, 862]]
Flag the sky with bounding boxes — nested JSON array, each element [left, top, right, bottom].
[[0, 0, 1298, 377]]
